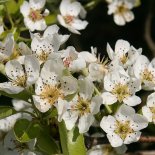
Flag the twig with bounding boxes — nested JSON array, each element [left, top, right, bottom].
[[144, 0, 155, 56], [139, 136, 155, 143]]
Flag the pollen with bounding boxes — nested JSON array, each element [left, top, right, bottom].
[[12, 75, 27, 87], [64, 15, 74, 24], [141, 69, 154, 82], [73, 97, 90, 116], [120, 54, 128, 64], [40, 85, 63, 105], [29, 9, 43, 22], [114, 120, 133, 140], [112, 83, 130, 102], [36, 51, 49, 62]]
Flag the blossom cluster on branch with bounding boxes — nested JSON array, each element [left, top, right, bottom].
[[0, 0, 153, 155]]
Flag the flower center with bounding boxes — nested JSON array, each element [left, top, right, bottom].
[[141, 69, 154, 82], [63, 56, 73, 67], [12, 75, 27, 87], [120, 54, 128, 64], [64, 15, 74, 24], [29, 9, 43, 22], [115, 121, 133, 140], [116, 4, 128, 14], [73, 97, 90, 116], [112, 83, 130, 102], [150, 107, 155, 120], [36, 51, 49, 62], [40, 85, 63, 105]]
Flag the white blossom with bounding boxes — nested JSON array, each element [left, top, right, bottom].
[[62, 78, 102, 133], [33, 59, 78, 115], [107, 0, 136, 25], [57, 0, 88, 34], [142, 92, 155, 123], [0, 55, 40, 94], [20, 0, 49, 31], [133, 55, 155, 90], [100, 104, 148, 147], [0, 24, 4, 35], [102, 70, 141, 106]]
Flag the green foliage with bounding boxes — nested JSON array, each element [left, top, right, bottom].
[[0, 106, 16, 119], [58, 121, 86, 155], [14, 119, 41, 143], [37, 131, 59, 155]]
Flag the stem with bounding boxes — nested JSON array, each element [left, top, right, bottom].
[[5, 4, 14, 27], [18, 36, 31, 42], [94, 86, 112, 114], [139, 136, 155, 142], [18, 110, 37, 118]]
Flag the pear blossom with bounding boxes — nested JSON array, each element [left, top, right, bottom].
[[142, 92, 155, 123], [20, 0, 49, 31], [133, 55, 155, 90], [31, 34, 60, 64], [57, 0, 88, 34], [100, 104, 148, 147], [0, 34, 14, 63], [107, 0, 136, 25], [62, 78, 102, 133], [33, 59, 78, 114], [107, 39, 142, 68], [0, 55, 40, 94], [31, 24, 70, 45], [102, 70, 141, 106]]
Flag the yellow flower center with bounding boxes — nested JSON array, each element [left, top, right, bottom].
[[115, 121, 133, 140], [36, 51, 49, 62], [141, 69, 154, 82], [116, 4, 129, 14], [120, 54, 128, 64], [40, 85, 63, 105], [112, 83, 130, 102], [29, 9, 43, 22], [73, 97, 90, 116], [150, 107, 155, 120], [12, 75, 27, 87], [64, 15, 74, 24]]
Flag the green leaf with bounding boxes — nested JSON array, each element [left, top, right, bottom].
[[6, 0, 19, 14], [58, 121, 86, 155], [0, 90, 31, 102], [0, 106, 16, 119], [14, 119, 40, 143], [45, 14, 57, 25], [37, 131, 59, 155]]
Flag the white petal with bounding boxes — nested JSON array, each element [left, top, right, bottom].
[[107, 133, 123, 147], [60, 0, 70, 16], [124, 132, 141, 144], [147, 92, 155, 107], [114, 14, 126, 26], [25, 55, 40, 86], [123, 95, 141, 106], [62, 111, 78, 130], [30, 0, 45, 10], [34, 19, 47, 31], [0, 82, 24, 94], [123, 10, 134, 22], [57, 15, 68, 28], [0, 114, 21, 132], [104, 73, 115, 91], [18, 42, 32, 55], [71, 19, 88, 30], [20, 1, 30, 17], [115, 39, 130, 56], [78, 114, 94, 133], [130, 114, 148, 131], [43, 24, 59, 37], [90, 96, 102, 114], [61, 76, 78, 95], [100, 115, 116, 133], [107, 43, 114, 60], [78, 78, 94, 100], [33, 95, 51, 113], [78, 52, 97, 63], [101, 92, 117, 105], [142, 106, 152, 122], [5, 60, 24, 80]]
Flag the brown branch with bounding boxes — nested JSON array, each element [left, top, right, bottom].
[[144, 0, 155, 56], [139, 136, 155, 143]]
